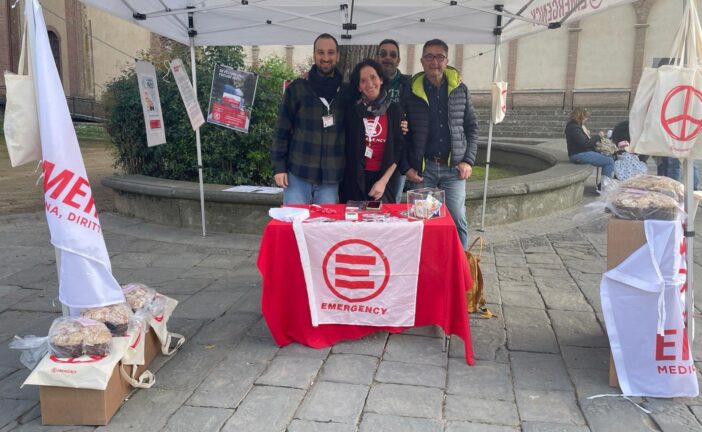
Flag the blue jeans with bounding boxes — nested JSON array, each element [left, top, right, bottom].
[[283, 172, 339, 205], [658, 158, 699, 189], [570, 151, 614, 178], [412, 162, 468, 250], [391, 174, 406, 203]]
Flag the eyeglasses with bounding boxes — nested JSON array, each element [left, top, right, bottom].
[[378, 50, 398, 59], [422, 54, 447, 62]]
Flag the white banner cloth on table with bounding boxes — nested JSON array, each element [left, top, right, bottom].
[[601, 219, 698, 397], [27, 0, 124, 309], [293, 220, 423, 327]]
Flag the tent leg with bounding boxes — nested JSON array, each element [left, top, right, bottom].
[[684, 159, 695, 353], [189, 38, 206, 237]]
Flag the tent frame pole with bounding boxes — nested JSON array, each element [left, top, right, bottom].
[[188, 14, 207, 237], [479, 8, 503, 232], [683, 159, 695, 353]]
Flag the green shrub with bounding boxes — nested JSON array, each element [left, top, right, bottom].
[[103, 46, 295, 186]]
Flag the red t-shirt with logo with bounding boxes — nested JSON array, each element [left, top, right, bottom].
[[364, 113, 388, 172]]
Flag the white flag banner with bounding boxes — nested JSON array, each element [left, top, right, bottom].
[[135, 60, 166, 147], [169, 58, 205, 130], [601, 219, 698, 397], [27, 0, 124, 309], [293, 221, 423, 327]]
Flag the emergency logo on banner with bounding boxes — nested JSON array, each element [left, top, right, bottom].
[[293, 221, 423, 327]]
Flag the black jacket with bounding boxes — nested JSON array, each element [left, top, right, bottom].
[[402, 67, 479, 174], [565, 120, 600, 156], [340, 102, 403, 203]]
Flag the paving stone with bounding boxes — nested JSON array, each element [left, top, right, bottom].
[[246, 317, 274, 340], [173, 289, 245, 320], [533, 277, 579, 292], [0, 369, 38, 400], [530, 267, 571, 279], [152, 344, 228, 390], [521, 422, 591, 432], [0, 398, 36, 430], [580, 397, 660, 432], [515, 389, 585, 425], [691, 405, 702, 424], [6, 289, 62, 313], [364, 383, 443, 419], [561, 346, 610, 371], [96, 389, 191, 431], [296, 381, 368, 424], [0, 286, 34, 313], [402, 325, 443, 338], [495, 255, 526, 267], [540, 290, 593, 312], [0, 264, 57, 290], [319, 354, 378, 385], [445, 394, 519, 426], [224, 336, 279, 364], [277, 343, 331, 359], [383, 334, 447, 367], [446, 422, 520, 432], [511, 352, 572, 391], [150, 277, 217, 296], [359, 413, 442, 432], [501, 290, 545, 309], [193, 311, 260, 347], [643, 398, 702, 432], [162, 406, 233, 432], [288, 419, 356, 432], [497, 267, 533, 283], [499, 281, 538, 293], [109, 252, 157, 269], [221, 386, 304, 432], [549, 310, 608, 348], [569, 368, 620, 401], [0, 367, 15, 382], [111, 266, 186, 287], [0, 311, 58, 351], [563, 259, 605, 275], [226, 288, 264, 314], [522, 237, 555, 254], [503, 307, 559, 353], [255, 356, 323, 389], [150, 252, 207, 268], [188, 360, 266, 408], [375, 360, 446, 388], [196, 254, 248, 269], [447, 359, 513, 401], [525, 253, 562, 265]]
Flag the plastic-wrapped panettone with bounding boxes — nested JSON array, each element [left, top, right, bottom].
[[48, 317, 112, 358], [619, 175, 684, 203], [81, 303, 132, 336], [608, 189, 679, 220], [122, 283, 156, 310]]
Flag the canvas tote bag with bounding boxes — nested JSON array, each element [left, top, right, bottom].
[[629, 1, 702, 159], [491, 55, 508, 125], [465, 237, 496, 318], [3, 20, 41, 167]]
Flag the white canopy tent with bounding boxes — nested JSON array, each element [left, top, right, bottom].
[[79, 0, 636, 237]]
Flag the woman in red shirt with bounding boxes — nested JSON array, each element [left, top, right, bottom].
[[340, 59, 404, 203]]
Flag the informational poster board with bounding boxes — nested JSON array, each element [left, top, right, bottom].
[[135, 60, 166, 147], [207, 64, 258, 133], [169, 58, 205, 130]]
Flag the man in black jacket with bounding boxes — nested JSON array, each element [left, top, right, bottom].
[[403, 39, 479, 249], [376, 39, 411, 203]]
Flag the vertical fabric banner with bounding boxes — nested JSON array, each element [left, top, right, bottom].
[[169, 58, 205, 130], [206, 64, 258, 133], [26, 0, 124, 308], [135, 60, 166, 147]]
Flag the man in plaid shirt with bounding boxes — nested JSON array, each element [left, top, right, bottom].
[[271, 33, 348, 204]]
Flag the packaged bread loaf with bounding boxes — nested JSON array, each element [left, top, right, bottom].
[[48, 317, 112, 358], [619, 175, 684, 203], [81, 303, 132, 336], [607, 189, 679, 220]]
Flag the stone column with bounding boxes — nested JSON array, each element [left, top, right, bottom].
[[631, 0, 656, 101], [251, 45, 260, 67], [406, 44, 416, 75], [0, 1, 22, 94], [565, 21, 581, 110], [506, 39, 518, 109], [65, 0, 86, 97], [285, 45, 294, 68], [454, 44, 464, 75]]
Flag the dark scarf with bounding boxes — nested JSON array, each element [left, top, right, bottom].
[[307, 65, 342, 102], [355, 90, 391, 118]]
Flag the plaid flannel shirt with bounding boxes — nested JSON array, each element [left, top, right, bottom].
[[271, 78, 348, 184]]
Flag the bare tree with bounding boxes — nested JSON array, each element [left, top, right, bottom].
[[338, 45, 377, 81]]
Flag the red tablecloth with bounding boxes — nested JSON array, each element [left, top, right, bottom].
[[257, 204, 474, 365]]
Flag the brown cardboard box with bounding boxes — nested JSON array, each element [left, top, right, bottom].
[[39, 329, 160, 426], [605, 218, 647, 388]]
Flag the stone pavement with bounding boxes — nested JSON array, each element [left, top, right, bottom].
[[1, 141, 702, 431]]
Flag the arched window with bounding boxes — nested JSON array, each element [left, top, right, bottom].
[[47, 30, 61, 80]]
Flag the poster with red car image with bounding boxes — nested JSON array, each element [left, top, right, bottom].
[[207, 64, 258, 133]]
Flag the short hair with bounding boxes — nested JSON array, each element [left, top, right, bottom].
[[570, 107, 590, 124], [314, 33, 339, 51], [349, 59, 387, 100], [422, 39, 449, 55], [377, 39, 400, 51]]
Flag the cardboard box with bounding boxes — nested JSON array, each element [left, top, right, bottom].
[[39, 329, 160, 426], [605, 218, 647, 388]]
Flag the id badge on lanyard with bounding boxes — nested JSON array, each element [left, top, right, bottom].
[[363, 116, 380, 159], [320, 98, 334, 128]]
